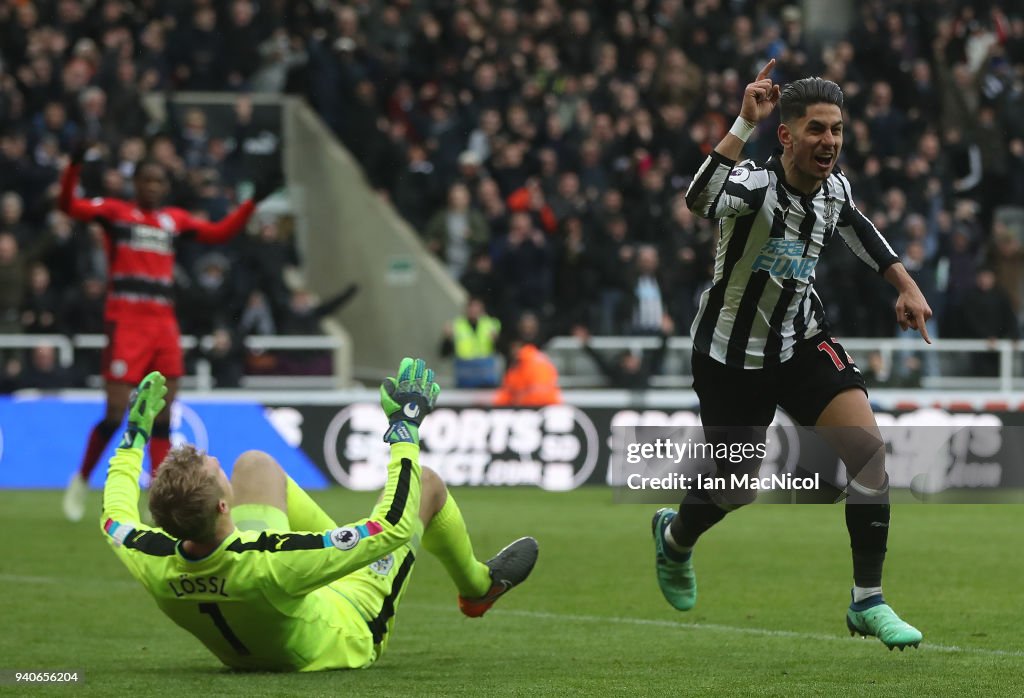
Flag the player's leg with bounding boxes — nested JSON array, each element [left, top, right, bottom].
[[815, 388, 922, 650], [63, 378, 132, 522], [326, 468, 445, 659], [783, 334, 921, 649], [652, 351, 775, 611], [149, 377, 177, 475], [149, 319, 186, 475], [230, 449, 336, 531], [418, 466, 538, 618]]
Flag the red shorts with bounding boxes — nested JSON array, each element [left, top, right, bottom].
[[103, 316, 184, 383]]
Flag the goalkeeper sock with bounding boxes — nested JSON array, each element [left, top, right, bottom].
[[149, 423, 171, 475], [78, 419, 120, 478], [845, 475, 890, 589], [423, 492, 492, 598], [286, 477, 338, 530]]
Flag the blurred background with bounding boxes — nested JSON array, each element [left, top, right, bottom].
[[2, 0, 1024, 490]]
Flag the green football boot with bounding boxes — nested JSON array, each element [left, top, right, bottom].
[[651, 508, 697, 611], [846, 595, 923, 651]]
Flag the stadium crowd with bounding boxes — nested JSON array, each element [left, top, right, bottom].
[[2, 0, 1024, 387]]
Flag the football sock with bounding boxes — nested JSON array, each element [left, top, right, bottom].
[[149, 423, 171, 476], [662, 525, 692, 562], [852, 586, 884, 606], [422, 492, 492, 598], [670, 489, 728, 549], [285, 477, 338, 530], [78, 419, 121, 479], [846, 475, 890, 590]]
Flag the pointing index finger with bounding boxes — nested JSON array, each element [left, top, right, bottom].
[[918, 319, 932, 344], [756, 58, 776, 82]]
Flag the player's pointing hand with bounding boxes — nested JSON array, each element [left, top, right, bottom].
[[740, 58, 781, 125], [895, 290, 933, 344]]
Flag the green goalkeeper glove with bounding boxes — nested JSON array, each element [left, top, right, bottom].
[[380, 357, 440, 445], [119, 371, 168, 450]]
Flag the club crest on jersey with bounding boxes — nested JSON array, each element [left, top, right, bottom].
[[751, 239, 818, 280], [822, 195, 839, 238], [369, 554, 395, 576]]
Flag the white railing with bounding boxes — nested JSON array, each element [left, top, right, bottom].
[[0, 333, 348, 391], [3, 333, 1019, 393], [545, 336, 1024, 393]]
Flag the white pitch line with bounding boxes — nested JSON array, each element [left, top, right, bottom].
[[3, 575, 1019, 659], [410, 604, 1024, 659]]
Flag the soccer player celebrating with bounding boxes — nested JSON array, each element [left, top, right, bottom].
[[100, 361, 537, 670], [61, 148, 273, 522], [651, 60, 930, 650]]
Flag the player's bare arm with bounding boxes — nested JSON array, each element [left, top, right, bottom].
[[715, 58, 781, 161], [884, 263, 934, 343]]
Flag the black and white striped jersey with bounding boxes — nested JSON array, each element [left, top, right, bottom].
[[685, 151, 898, 369]]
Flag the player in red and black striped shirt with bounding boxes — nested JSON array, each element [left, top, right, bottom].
[[60, 153, 273, 522]]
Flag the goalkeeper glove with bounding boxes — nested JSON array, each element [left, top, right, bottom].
[[119, 371, 168, 449], [380, 357, 440, 445]]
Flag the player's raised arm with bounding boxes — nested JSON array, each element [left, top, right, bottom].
[[57, 144, 118, 221], [99, 372, 168, 533], [263, 358, 440, 597], [685, 59, 779, 219], [173, 168, 282, 244]]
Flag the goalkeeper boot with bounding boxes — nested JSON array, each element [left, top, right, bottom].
[[652, 508, 697, 611], [846, 592, 923, 650], [458, 537, 538, 618], [63, 472, 88, 522]]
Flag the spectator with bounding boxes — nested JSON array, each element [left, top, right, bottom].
[[424, 182, 489, 281], [493, 337, 562, 407], [61, 273, 106, 378], [202, 326, 246, 388], [17, 343, 79, 390], [5, 0, 1024, 389], [494, 212, 552, 322], [0, 232, 25, 337], [277, 284, 359, 375], [20, 261, 60, 334], [241, 216, 299, 321], [459, 248, 499, 317], [440, 296, 502, 389], [573, 316, 673, 390], [625, 245, 671, 336], [1, 191, 35, 245], [949, 268, 1019, 377]]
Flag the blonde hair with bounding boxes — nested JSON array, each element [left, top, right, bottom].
[[148, 444, 223, 541]]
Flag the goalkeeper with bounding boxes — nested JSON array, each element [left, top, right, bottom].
[[99, 360, 538, 671]]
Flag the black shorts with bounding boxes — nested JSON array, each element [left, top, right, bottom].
[[692, 332, 867, 429]]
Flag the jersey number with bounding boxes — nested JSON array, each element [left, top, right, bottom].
[[817, 341, 846, 371], [199, 602, 250, 655]]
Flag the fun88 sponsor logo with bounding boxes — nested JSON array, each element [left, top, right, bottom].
[[323, 404, 599, 491], [751, 239, 817, 280]]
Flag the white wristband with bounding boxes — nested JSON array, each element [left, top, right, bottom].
[[729, 117, 756, 142]]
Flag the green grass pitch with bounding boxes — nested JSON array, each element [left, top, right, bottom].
[[1, 488, 1022, 697]]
